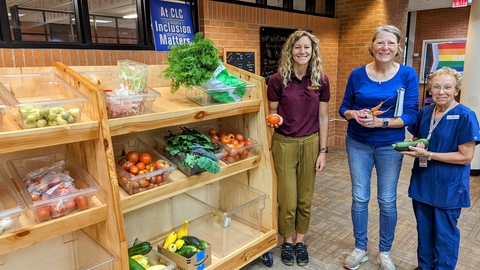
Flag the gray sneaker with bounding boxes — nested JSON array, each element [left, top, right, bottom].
[[343, 248, 368, 269], [377, 252, 396, 270]]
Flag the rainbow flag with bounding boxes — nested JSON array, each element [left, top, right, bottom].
[[430, 41, 466, 73]]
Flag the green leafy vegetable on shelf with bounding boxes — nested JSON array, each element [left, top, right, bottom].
[[164, 127, 223, 174], [161, 32, 220, 93]]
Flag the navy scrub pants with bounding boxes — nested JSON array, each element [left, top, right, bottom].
[[412, 199, 461, 270]]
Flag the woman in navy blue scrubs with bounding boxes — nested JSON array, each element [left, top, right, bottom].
[[400, 67, 480, 270]]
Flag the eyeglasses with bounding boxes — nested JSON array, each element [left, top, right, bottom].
[[431, 84, 455, 92], [373, 41, 398, 48]]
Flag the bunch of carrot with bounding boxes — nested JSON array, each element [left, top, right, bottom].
[[369, 97, 394, 116]]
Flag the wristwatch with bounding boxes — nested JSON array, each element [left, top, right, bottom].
[[382, 118, 389, 129], [427, 152, 433, 161], [320, 147, 328, 153]]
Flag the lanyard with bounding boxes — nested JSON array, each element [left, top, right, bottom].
[[427, 102, 456, 141]]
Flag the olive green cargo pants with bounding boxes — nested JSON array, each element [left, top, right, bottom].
[[272, 131, 319, 238]]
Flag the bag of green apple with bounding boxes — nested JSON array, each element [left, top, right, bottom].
[[202, 61, 247, 103]]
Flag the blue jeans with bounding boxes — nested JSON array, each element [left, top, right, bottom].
[[345, 136, 403, 252]]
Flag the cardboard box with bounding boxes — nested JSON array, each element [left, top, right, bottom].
[[159, 245, 211, 270]]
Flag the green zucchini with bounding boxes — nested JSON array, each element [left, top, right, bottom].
[[128, 241, 152, 257], [196, 239, 209, 250], [182, 235, 201, 247], [175, 245, 198, 258], [129, 256, 146, 270], [391, 138, 429, 151]]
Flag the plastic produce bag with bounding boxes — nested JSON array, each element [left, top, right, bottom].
[[202, 61, 247, 103], [117, 60, 148, 94]]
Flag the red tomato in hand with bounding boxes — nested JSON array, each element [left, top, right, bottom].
[[139, 153, 152, 165], [267, 114, 281, 125], [75, 196, 89, 210]]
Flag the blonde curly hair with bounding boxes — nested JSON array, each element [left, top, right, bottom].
[[279, 30, 324, 87]]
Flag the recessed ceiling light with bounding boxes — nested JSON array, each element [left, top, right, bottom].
[[123, 14, 138, 19]]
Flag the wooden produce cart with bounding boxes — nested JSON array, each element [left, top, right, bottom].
[[0, 66, 125, 268], [63, 62, 278, 269]]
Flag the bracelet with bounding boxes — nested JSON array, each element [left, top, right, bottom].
[[427, 152, 433, 161]]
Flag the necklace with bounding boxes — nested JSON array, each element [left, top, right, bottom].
[[427, 101, 457, 140]]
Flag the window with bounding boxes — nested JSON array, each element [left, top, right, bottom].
[[216, 0, 334, 17], [0, 0, 199, 49]]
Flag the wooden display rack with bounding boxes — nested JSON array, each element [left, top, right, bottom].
[[0, 62, 277, 269]]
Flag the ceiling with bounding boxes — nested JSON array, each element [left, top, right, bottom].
[[408, 0, 467, 11]]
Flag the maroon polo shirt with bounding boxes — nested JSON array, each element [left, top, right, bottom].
[[267, 72, 330, 137]]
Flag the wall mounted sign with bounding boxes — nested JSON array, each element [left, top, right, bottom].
[[224, 48, 256, 74], [420, 38, 467, 83], [150, 0, 195, 51]]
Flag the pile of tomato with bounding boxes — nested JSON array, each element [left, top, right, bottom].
[[117, 151, 172, 194], [208, 128, 255, 164]]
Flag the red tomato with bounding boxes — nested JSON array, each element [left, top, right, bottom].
[[136, 162, 146, 171], [64, 199, 77, 211], [129, 165, 139, 174], [220, 136, 231, 145], [139, 153, 152, 165], [49, 203, 66, 217], [126, 151, 139, 163], [267, 114, 281, 125], [75, 196, 89, 210], [235, 134, 244, 142], [217, 130, 227, 138], [208, 128, 217, 136], [36, 207, 51, 222]]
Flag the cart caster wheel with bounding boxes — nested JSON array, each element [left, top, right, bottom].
[[262, 251, 273, 267]]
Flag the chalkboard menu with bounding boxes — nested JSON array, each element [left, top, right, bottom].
[[224, 49, 256, 73], [260, 27, 296, 83]]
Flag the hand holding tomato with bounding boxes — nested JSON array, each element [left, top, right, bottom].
[[266, 114, 282, 128]]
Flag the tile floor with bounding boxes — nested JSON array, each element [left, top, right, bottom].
[[242, 146, 480, 270]]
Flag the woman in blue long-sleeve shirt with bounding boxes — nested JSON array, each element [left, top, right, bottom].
[[338, 25, 419, 270]]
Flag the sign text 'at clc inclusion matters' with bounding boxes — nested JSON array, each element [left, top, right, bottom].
[[150, 0, 195, 51]]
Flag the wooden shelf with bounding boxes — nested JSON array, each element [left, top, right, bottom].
[[0, 195, 107, 256], [120, 155, 261, 213], [107, 87, 262, 137], [0, 116, 99, 155]]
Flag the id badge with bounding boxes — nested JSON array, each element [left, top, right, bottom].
[[419, 157, 428, 167]]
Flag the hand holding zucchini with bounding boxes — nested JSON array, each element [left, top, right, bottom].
[[391, 138, 429, 151]]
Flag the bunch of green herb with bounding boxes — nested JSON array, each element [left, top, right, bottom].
[[162, 32, 220, 93], [164, 127, 223, 174]]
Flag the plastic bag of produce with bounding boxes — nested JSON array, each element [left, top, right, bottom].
[[202, 62, 247, 103], [117, 60, 148, 94]]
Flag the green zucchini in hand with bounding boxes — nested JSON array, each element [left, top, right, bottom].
[[128, 241, 152, 256], [391, 138, 429, 151]]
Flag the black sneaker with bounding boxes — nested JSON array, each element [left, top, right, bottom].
[[281, 243, 295, 266], [295, 242, 309, 266], [413, 268, 423, 270]]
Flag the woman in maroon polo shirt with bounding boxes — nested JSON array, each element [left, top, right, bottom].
[[267, 29, 331, 267]]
